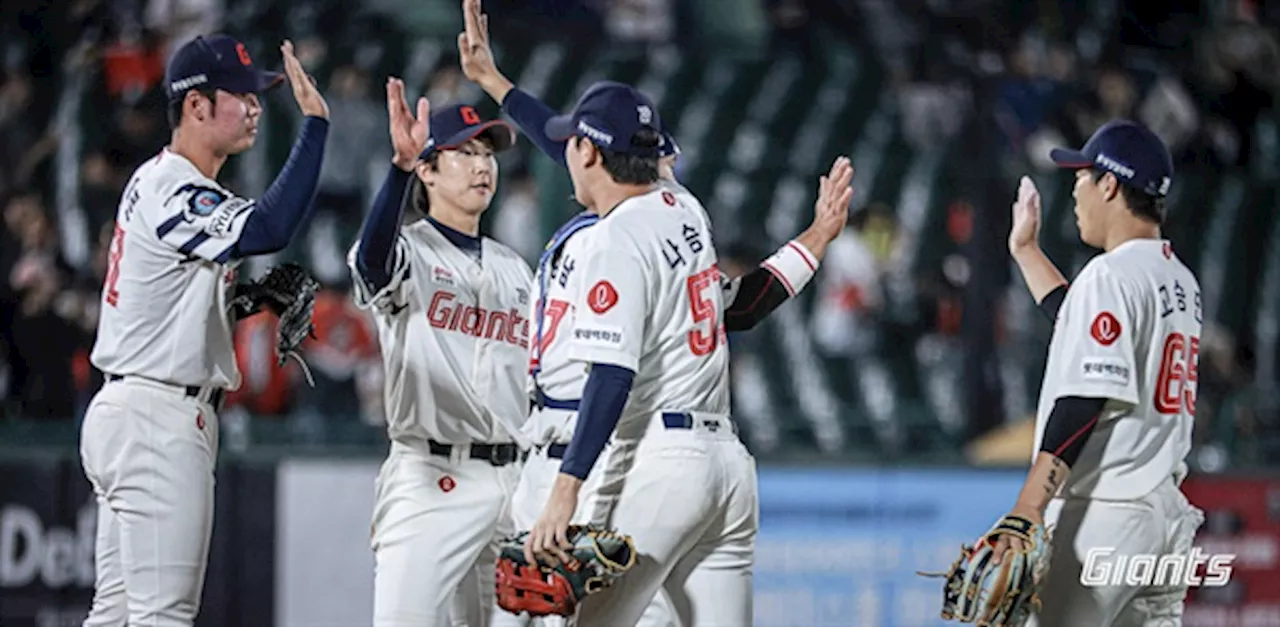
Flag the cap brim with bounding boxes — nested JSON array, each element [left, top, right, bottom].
[[1049, 147, 1092, 168], [544, 115, 577, 142], [256, 71, 285, 93], [422, 120, 517, 159]]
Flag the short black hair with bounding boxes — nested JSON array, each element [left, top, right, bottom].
[[1092, 168, 1165, 225], [409, 151, 442, 216], [581, 127, 662, 185], [167, 87, 219, 130]]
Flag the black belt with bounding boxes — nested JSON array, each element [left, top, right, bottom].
[[106, 374, 226, 410], [428, 440, 520, 467], [520, 442, 568, 462]]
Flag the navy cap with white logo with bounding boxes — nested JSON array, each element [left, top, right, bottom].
[[165, 34, 284, 102], [1050, 119, 1174, 197], [417, 104, 516, 160], [544, 81, 666, 158]]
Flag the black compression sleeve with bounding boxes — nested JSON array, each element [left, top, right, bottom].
[[1039, 395, 1107, 467], [1038, 284, 1068, 321], [724, 265, 791, 332]]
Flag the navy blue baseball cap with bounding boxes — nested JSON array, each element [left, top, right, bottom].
[[1049, 119, 1174, 197], [165, 34, 284, 102], [659, 130, 680, 159], [544, 81, 666, 158], [418, 104, 516, 160]]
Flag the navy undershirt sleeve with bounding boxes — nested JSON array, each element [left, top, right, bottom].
[[234, 116, 329, 258], [501, 88, 567, 169], [559, 363, 635, 480], [355, 165, 413, 290], [1039, 395, 1107, 467]]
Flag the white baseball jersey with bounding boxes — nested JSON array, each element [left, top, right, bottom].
[[1032, 238, 1201, 500], [561, 187, 730, 440], [90, 148, 255, 389], [349, 221, 535, 447]]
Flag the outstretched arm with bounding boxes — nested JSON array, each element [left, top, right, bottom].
[[724, 157, 855, 331], [458, 0, 568, 168], [353, 78, 430, 292]]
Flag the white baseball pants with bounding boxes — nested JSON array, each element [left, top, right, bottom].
[[1030, 475, 1206, 627], [489, 435, 676, 627], [79, 377, 222, 627], [372, 440, 519, 627], [570, 412, 759, 627]]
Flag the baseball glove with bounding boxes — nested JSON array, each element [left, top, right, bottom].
[[495, 525, 636, 618], [228, 263, 319, 386], [918, 514, 1052, 627]]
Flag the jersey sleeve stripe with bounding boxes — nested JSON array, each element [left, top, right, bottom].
[[156, 213, 188, 239], [178, 232, 212, 256], [213, 242, 238, 264], [786, 240, 818, 271]]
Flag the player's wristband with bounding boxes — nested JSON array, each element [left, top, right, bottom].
[[760, 240, 819, 297]]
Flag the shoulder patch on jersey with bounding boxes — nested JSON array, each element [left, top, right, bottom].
[[587, 280, 619, 314], [205, 197, 253, 238], [662, 190, 677, 206], [187, 187, 226, 216], [1090, 311, 1122, 346]]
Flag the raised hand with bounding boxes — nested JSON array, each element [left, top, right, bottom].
[[1009, 175, 1042, 256], [811, 156, 855, 242], [458, 0, 514, 101], [386, 77, 430, 171], [280, 40, 328, 119]]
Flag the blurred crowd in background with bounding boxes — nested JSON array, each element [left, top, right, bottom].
[[1, 0, 1278, 467]]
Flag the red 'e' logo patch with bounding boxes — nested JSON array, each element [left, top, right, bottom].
[[235, 43, 253, 67], [588, 281, 619, 314], [1090, 312, 1121, 346], [662, 191, 676, 206], [439, 476, 456, 492], [196, 412, 205, 430]]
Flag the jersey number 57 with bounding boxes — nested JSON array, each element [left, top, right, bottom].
[[687, 266, 727, 357]]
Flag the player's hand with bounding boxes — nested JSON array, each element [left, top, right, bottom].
[[990, 504, 1043, 566], [458, 0, 514, 101], [386, 77, 429, 172], [281, 40, 328, 119], [794, 156, 854, 261], [525, 476, 579, 567], [811, 156, 854, 241], [1009, 175, 1042, 256]]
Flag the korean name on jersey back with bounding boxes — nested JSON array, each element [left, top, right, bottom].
[[560, 188, 731, 423]]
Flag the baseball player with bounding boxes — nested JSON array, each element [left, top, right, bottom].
[[997, 119, 1205, 626], [496, 80, 750, 627], [79, 35, 328, 626], [347, 76, 535, 627], [454, 6, 851, 625]]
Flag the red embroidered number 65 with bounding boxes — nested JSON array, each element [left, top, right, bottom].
[[686, 266, 725, 356], [1154, 332, 1199, 415]]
